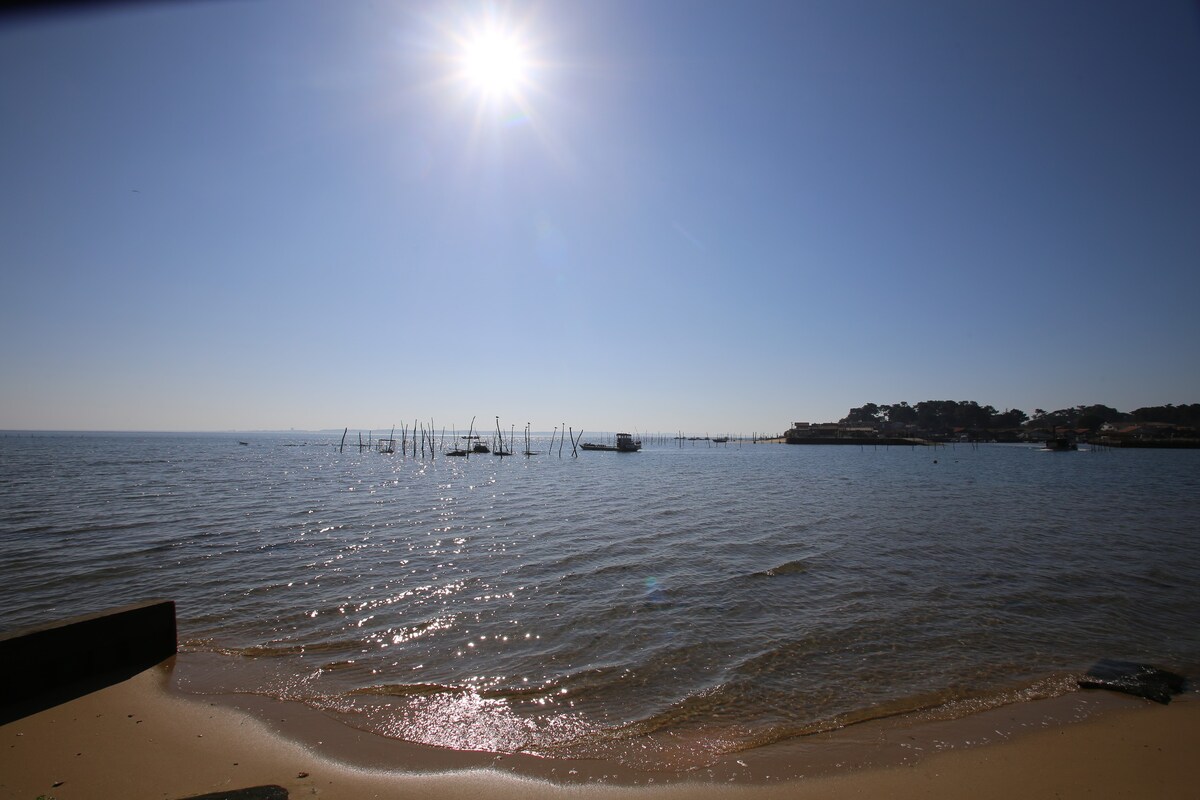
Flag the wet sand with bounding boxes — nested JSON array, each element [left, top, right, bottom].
[[2, 661, 1197, 799]]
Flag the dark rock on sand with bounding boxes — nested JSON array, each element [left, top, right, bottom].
[[1078, 659, 1186, 704]]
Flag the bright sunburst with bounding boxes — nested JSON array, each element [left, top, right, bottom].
[[435, 7, 556, 149], [460, 30, 529, 99]]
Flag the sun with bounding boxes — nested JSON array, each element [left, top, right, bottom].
[[459, 29, 529, 99], [437, 9, 548, 133]]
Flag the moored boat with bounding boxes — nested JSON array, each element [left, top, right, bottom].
[[580, 432, 642, 452]]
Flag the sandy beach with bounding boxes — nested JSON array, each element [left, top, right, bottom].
[[2, 660, 1196, 800]]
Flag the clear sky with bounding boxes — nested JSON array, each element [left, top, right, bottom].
[[2, 0, 1198, 433]]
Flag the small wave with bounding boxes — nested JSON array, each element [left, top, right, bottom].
[[189, 640, 359, 658], [533, 671, 1086, 762], [754, 558, 811, 577], [350, 682, 468, 698]]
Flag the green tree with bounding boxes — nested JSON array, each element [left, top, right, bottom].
[[842, 403, 882, 424], [1132, 403, 1200, 426], [990, 408, 1028, 428], [885, 402, 917, 425]]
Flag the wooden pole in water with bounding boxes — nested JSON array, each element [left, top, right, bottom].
[[559, 423, 565, 457], [340, 427, 347, 453]]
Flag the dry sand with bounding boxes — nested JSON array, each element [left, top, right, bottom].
[[2, 661, 1197, 800]]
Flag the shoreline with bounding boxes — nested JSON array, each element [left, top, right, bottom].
[[165, 651, 1126, 783], [3, 659, 1197, 799]]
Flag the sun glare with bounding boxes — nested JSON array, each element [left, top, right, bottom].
[[439, 10, 550, 138], [460, 30, 529, 99]]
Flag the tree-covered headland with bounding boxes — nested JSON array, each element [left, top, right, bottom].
[[828, 401, 1200, 443]]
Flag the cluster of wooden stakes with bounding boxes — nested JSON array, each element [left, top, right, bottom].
[[338, 416, 586, 459]]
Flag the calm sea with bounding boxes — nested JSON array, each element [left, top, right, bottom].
[[2, 432, 1198, 771]]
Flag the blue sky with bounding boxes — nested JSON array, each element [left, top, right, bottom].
[[2, 0, 1198, 432]]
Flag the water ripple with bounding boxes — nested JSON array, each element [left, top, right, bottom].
[[2, 434, 1199, 766]]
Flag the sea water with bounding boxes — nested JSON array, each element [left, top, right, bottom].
[[2, 432, 1198, 770]]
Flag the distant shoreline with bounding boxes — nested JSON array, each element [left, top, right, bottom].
[[782, 436, 932, 446]]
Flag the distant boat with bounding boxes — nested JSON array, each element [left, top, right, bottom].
[[1045, 437, 1078, 451], [582, 433, 642, 452], [238, 441, 249, 446], [445, 415, 478, 456], [616, 432, 641, 451]]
